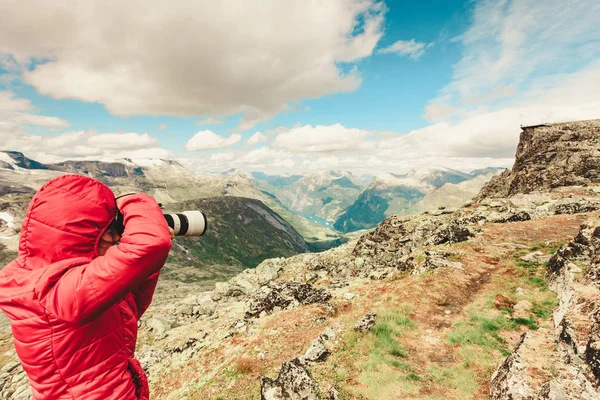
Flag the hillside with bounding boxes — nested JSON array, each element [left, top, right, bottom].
[[334, 168, 473, 232], [263, 171, 365, 222], [412, 170, 500, 212], [162, 197, 308, 284]]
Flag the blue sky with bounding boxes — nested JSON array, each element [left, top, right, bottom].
[[1, 0, 599, 175]]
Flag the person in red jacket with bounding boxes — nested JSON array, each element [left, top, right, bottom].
[[0, 174, 173, 399]]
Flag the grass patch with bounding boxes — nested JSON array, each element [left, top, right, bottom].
[[349, 308, 418, 399], [426, 365, 479, 397], [532, 299, 558, 319], [515, 261, 538, 268], [513, 316, 539, 330], [527, 276, 548, 290], [529, 242, 546, 251], [406, 373, 424, 381], [448, 314, 516, 356], [235, 357, 260, 375]]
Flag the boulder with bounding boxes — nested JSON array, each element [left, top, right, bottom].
[[261, 358, 321, 400], [354, 313, 377, 333]]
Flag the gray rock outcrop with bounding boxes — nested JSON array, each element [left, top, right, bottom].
[[477, 120, 600, 200]]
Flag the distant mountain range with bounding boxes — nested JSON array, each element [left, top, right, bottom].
[[0, 150, 501, 242], [0, 151, 340, 247], [333, 167, 503, 232], [250, 170, 365, 222]]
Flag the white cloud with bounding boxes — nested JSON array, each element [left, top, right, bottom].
[[87, 132, 160, 150], [10, 114, 70, 128], [1, 0, 385, 129], [210, 152, 236, 162], [377, 39, 434, 60], [185, 130, 242, 151], [272, 123, 375, 153], [196, 117, 223, 126], [0, 93, 171, 163], [246, 132, 267, 146], [0, 91, 30, 112], [426, 0, 600, 119]]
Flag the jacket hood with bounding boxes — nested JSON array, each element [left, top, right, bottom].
[[18, 174, 116, 270]]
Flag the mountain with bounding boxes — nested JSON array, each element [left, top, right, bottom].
[[265, 170, 365, 222], [334, 168, 472, 232], [0, 151, 341, 248], [250, 171, 303, 190], [412, 170, 500, 212], [161, 196, 308, 285]]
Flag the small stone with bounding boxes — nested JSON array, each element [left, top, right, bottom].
[[343, 292, 355, 300], [494, 294, 516, 310], [520, 251, 544, 263], [515, 287, 525, 296], [259, 311, 267, 318], [354, 257, 365, 268], [301, 336, 330, 364], [326, 385, 340, 400], [0, 362, 18, 373], [444, 310, 452, 315], [354, 313, 377, 332], [272, 306, 282, 313], [513, 300, 533, 320]]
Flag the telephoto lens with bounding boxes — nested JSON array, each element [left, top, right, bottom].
[[163, 211, 207, 237]]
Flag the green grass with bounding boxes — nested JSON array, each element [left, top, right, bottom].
[[448, 314, 516, 356], [529, 243, 547, 251], [515, 261, 538, 268], [348, 308, 419, 399], [532, 299, 558, 319], [512, 316, 539, 330], [370, 312, 415, 359], [527, 276, 548, 290]]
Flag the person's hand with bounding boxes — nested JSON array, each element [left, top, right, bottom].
[[168, 227, 175, 241]]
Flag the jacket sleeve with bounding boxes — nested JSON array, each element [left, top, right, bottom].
[[36, 194, 172, 324], [131, 271, 160, 319]]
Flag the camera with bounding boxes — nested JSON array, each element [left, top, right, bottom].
[[163, 211, 207, 237]]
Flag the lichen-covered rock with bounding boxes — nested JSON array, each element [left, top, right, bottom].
[[585, 312, 600, 382], [145, 316, 173, 340], [300, 328, 336, 365], [261, 358, 321, 400], [423, 250, 464, 271], [354, 313, 377, 333], [325, 385, 340, 400], [352, 213, 472, 276], [477, 120, 600, 200], [246, 282, 331, 318], [490, 333, 535, 400], [537, 373, 599, 399]]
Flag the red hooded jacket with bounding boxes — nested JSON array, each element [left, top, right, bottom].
[[0, 175, 172, 399]]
